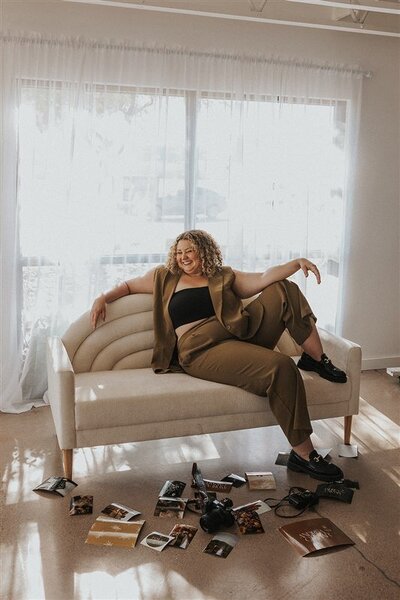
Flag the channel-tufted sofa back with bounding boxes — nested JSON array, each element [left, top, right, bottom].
[[61, 293, 302, 374], [62, 294, 154, 373]]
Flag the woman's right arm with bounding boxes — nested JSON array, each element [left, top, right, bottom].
[[90, 267, 156, 329]]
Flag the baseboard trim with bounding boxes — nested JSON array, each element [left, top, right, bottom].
[[362, 356, 400, 370]]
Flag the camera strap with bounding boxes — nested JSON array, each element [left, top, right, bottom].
[[264, 487, 320, 518]]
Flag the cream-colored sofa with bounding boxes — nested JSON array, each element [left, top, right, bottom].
[[46, 294, 361, 480]]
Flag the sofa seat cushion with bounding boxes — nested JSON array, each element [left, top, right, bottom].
[[75, 368, 268, 431]]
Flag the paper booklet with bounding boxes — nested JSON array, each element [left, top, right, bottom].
[[85, 517, 145, 548], [279, 517, 355, 556], [245, 471, 276, 490], [33, 476, 77, 497]]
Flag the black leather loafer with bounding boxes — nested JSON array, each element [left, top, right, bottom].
[[287, 450, 344, 482], [297, 352, 347, 383]]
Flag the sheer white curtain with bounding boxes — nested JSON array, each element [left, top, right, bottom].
[[0, 33, 366, 412]]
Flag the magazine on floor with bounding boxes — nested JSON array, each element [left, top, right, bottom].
[[33, 476, 77, 497], [245, 471, 276, 490], [85, 517, 145, 548], [101, 502, 141, 521], [279, 517, 355, 556]]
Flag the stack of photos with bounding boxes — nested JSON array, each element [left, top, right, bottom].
[[69, 495, 93, 515], [85, 517, 145, 548], [141, 532, 175, 552], [203, 533, 238, 558], [159, 480, 186, 498], [245, 471, 276, 490], [101, 502, 141, 521], [168, 524, 198, 549], [234, 510, 265, 535], [33, 476, 77, 497], [154, 497, 187, 518]]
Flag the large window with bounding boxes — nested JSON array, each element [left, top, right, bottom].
[[18, 83, 347, 359]]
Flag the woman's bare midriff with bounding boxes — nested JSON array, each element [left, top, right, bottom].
[[175, 318, 210, 340]]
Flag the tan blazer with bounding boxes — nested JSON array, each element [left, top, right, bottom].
[[151, 266, 264, 373]]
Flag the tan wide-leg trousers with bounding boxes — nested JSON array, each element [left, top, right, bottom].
[[177, 280, 316, 446]]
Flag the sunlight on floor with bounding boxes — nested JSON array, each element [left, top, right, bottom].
[[4, 449, 45, 505], [72, 435, 221, 477], [381, 466, 400, 487], [326, 398, 400, 455], [74, 565, 217, 600], [2, 522, 46, 599]]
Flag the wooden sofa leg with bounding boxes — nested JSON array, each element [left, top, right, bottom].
[[62, 449, 73, 480], [344, 415, 353, 445]]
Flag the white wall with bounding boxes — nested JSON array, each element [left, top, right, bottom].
[[3, 1, 400, 367]]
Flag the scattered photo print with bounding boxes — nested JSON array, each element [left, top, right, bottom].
[[275, 452, 290, 466], [245, 471, 276, 490], [33, 476, 77, 497], [168, 524, 198, 549], [317, 448, 332, 459], [141, 532, 175, 552], [101, 502, 141, 522], [159, 480, 186, 498], [221, 473, 247, 487], [187, 491, 216, 514], [203, 532, 238, 558], [85, 517, 145, 548], [232, 500, 271, 516], [154, 497, 187, 519], [69, 495, 93, 515], [338, 444, 358, 458], [235, 510, 265, 534]]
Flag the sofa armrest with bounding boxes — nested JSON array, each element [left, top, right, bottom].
[[46, 337, 77, 449], [318, 329, 362, 416]]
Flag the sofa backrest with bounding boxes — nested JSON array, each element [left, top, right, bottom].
[[62, 293, 302, 374]]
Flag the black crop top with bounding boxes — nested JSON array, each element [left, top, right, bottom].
[[168, 286, 215, 329]]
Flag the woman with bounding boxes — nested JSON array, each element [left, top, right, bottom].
[[91, 230, 347, 482]]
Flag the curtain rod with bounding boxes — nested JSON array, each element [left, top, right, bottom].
[[1, 33, 373, 79]]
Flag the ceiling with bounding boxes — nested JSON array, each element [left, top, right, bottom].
[[63, 0, 400, 36]]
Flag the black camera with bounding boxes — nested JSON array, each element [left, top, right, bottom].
[[191, 463, 235, 533], [200, 497, 235, 533]]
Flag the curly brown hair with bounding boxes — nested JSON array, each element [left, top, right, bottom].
[[166, 230, 223, 277]]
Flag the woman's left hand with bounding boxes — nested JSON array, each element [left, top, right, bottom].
[[299, 259, 321, 284]]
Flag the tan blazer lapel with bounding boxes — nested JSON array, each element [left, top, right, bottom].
[[209, 270, 224, 323]]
